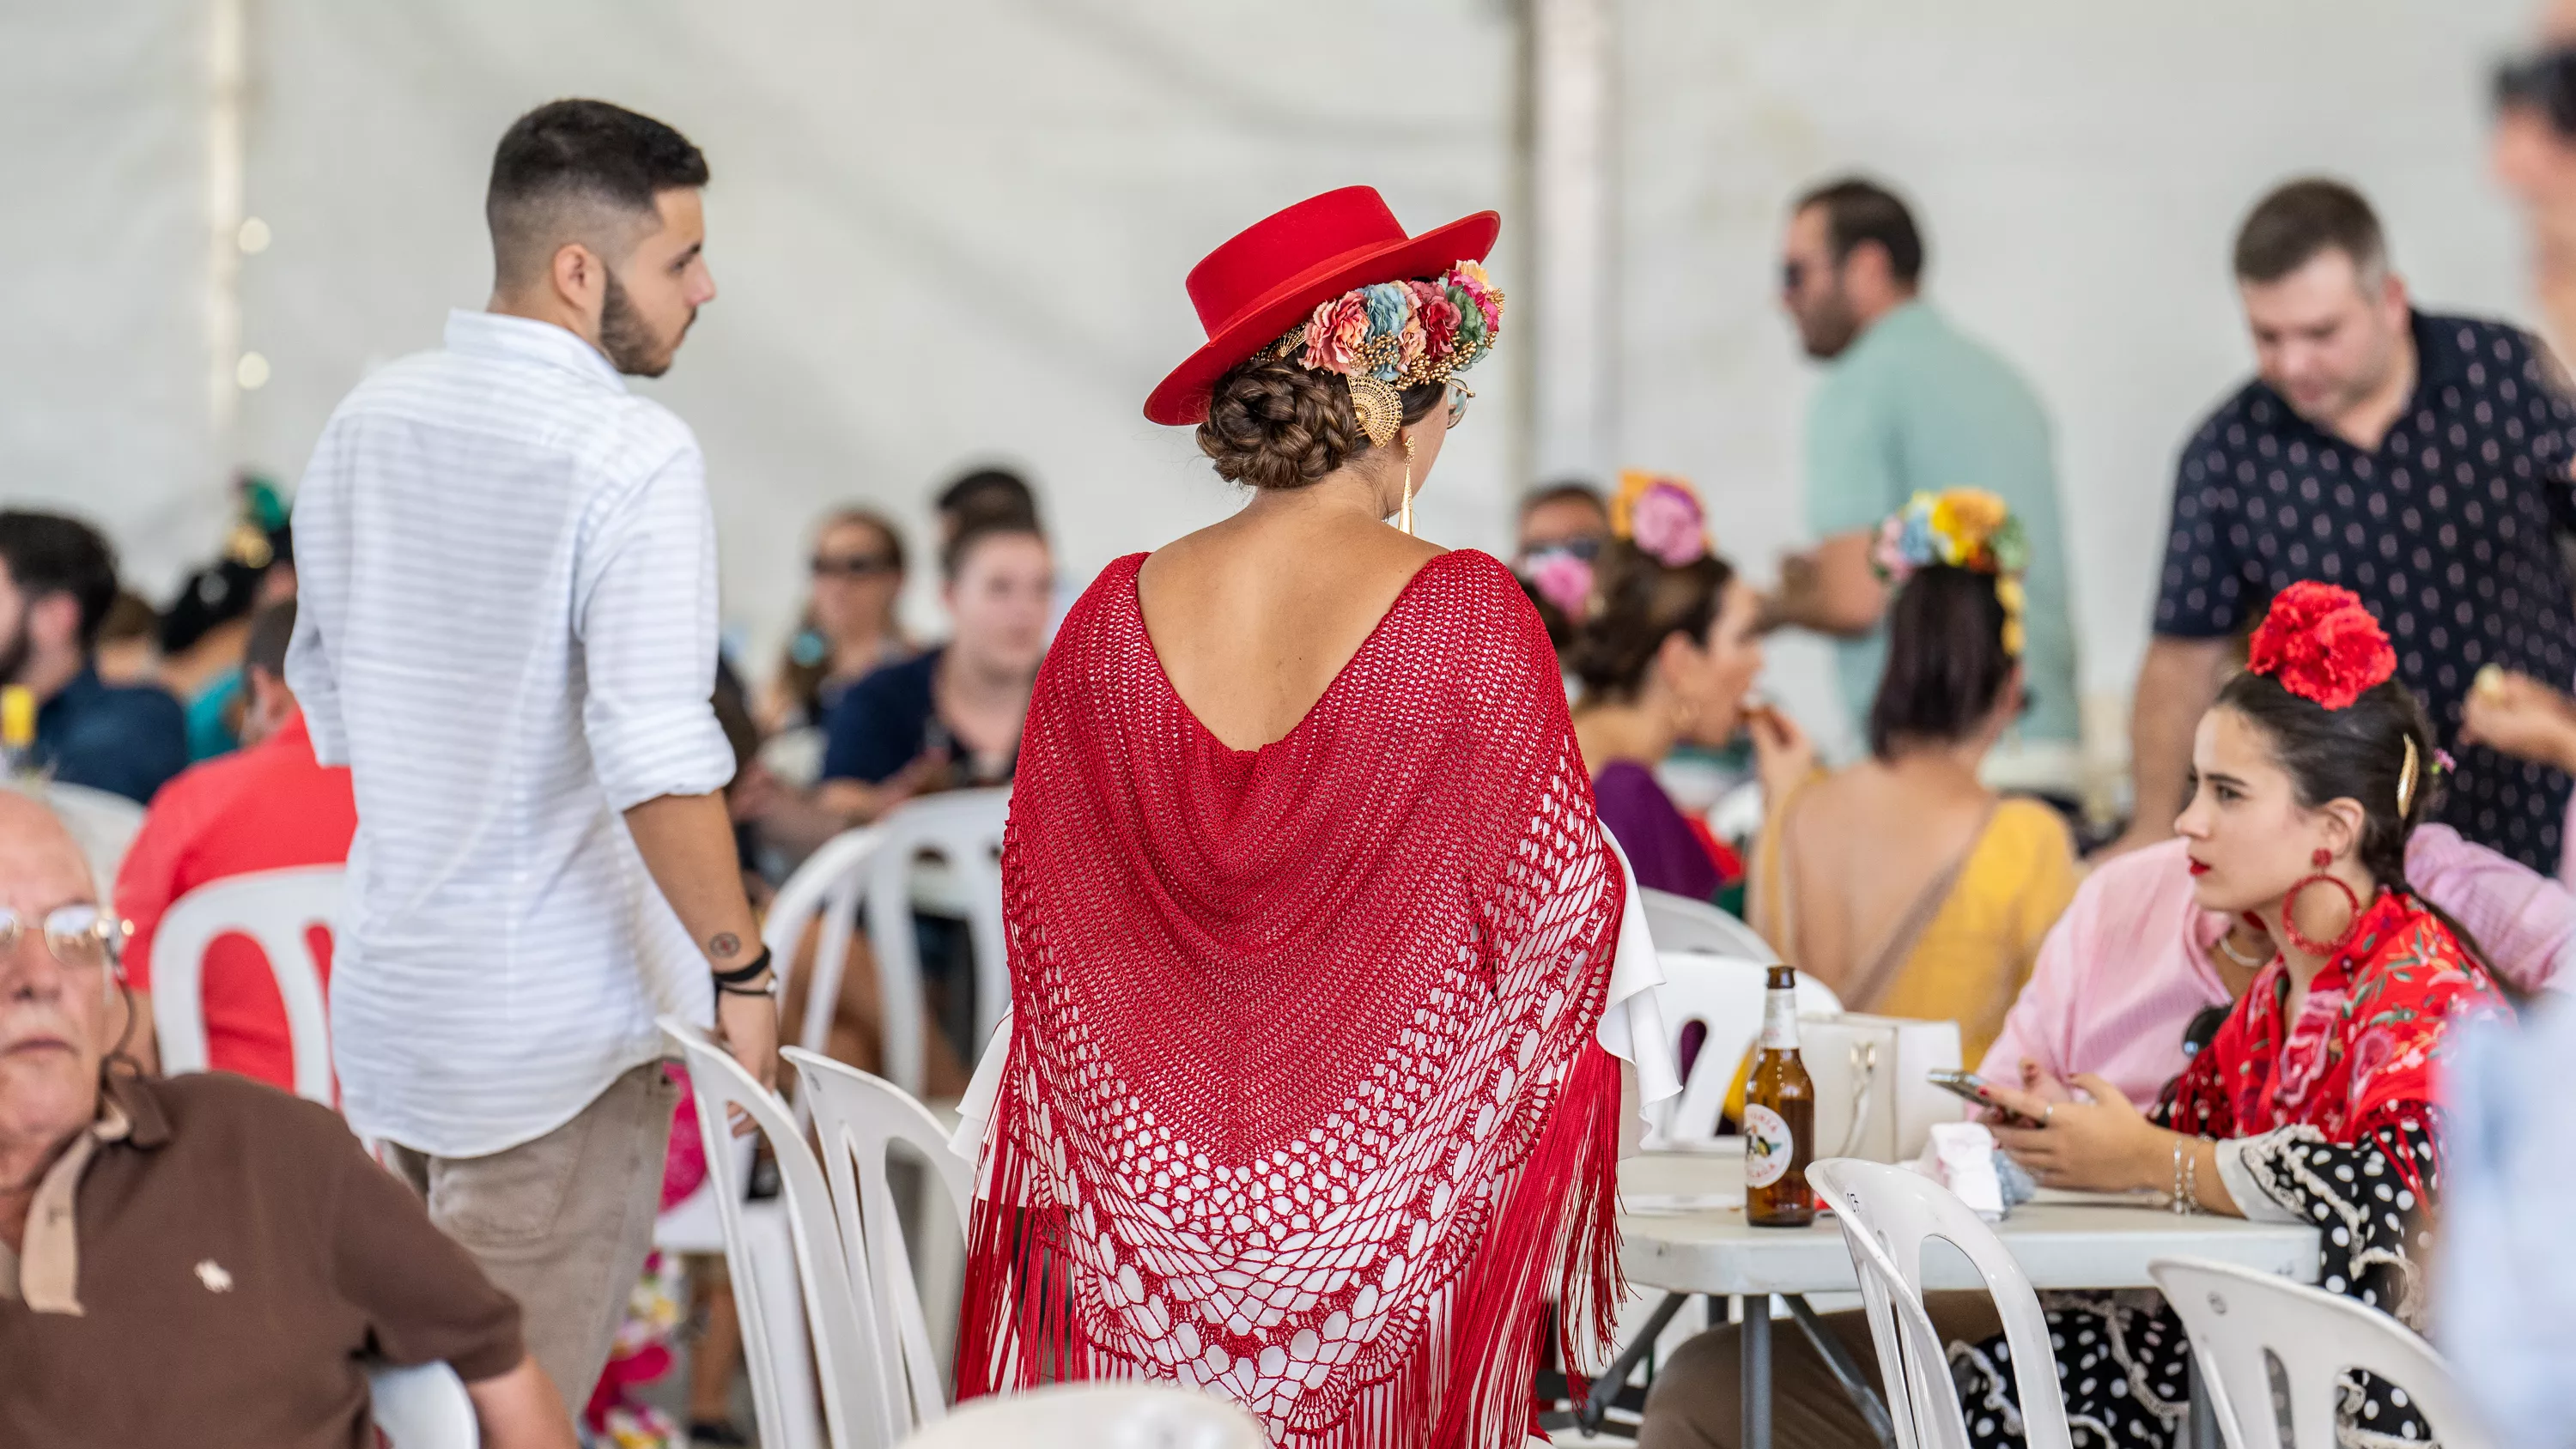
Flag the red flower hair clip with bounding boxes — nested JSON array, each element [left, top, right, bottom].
[[2245, 580, 2397, 710]]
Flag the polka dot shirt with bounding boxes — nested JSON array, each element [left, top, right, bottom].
[[2154, 311, 2576, 873]]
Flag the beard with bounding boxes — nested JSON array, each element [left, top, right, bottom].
[[598, 270, 690, 378], [1796, 284, 1863, 360]]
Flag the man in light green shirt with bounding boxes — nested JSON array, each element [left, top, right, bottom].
[[1768, 178, 2081, 796]]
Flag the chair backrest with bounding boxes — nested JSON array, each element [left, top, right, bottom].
[[1655, 951, 1842, 1143], [365, 1361, 477, 1449], [902, 1382, 1268, 1449], [1640, 888, 1778, 961], [150, 866, 343, 1104], [661, 1017, 895, 1449], [2148, 1256, 2494, 1449], [785, 1046, 976, 1436], [765, 790, 1011, 1098], [1808, 1158, 2072, 1449]]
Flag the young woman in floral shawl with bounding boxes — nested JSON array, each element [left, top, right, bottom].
[[1974, 581, 2509, 1448], [949, 189, 1675, 1449]]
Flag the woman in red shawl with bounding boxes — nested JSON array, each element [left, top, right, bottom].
[[950, 189, 1675, 1448], [1974, 582, 2510, 1449]]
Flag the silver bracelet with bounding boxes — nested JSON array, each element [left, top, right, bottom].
[[2170, 1136, 2186, 1215], [2180, 1138, 2201, 1215]]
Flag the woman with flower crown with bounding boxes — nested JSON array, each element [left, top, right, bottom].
[[1640, 584, 2508, 1449], [1540, 471, 1774, 912], [948, 188, 1675, 1449], [1746, 488, 2079, 1067]]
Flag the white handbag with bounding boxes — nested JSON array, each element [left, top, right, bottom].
[[1798, 1013, 1965, 1162]]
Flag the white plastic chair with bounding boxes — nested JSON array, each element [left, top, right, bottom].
[[366, 1361, 477, 1448], [785, 1046, 975, 1438], [2148, 1256, 2494, 1449], [902, 1382, 1268, 1449], [149, 865, 343, 1104], [1654, 950, 1842, 1143], [1807, 1158, 2072, 1449], [1640, 888, 1778, 962], [661, 1017, 894, 1449], [765, 789, 1011, 1100]]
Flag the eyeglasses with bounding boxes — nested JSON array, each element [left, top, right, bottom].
[[811, 554, 899, 581], [1447, 381, 1474, 427], [2496, 45, 2576, 136], [0, 904, 125, 973]]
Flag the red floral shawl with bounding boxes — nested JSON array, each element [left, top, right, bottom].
[[959, 551, 1628, 1448], [2164, 893, 2506, 1191]]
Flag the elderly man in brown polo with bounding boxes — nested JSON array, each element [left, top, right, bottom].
[[0, 792, 574, 1449]]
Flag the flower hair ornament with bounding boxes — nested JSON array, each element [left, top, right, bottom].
[[1260, 262, 1505, 449], [2245, 581, 2397, 712], [1515, 470, 1710, 623], [1870, 488, 2031, 656], [1613, 470, 1711, 567]]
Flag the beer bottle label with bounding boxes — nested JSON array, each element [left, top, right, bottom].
[[1744, 1104, 1794, 1188], [1759, 987, 1799, 1051]]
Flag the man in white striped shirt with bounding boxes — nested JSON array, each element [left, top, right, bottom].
[[286, 100, 775, 1416]]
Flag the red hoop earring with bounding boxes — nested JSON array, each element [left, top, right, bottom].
[[2280, 846, 2361, 957]]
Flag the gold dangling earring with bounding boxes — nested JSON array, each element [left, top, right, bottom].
[[1398, 433, 1416, 537]]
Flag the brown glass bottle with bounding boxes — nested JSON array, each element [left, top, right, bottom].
[[1743, 964, 1815, 1227]]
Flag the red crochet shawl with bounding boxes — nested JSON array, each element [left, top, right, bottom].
[[960, 550, 1628, 1448]]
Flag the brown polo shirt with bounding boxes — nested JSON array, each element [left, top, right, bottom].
[[0, 1071, 524, 1449]]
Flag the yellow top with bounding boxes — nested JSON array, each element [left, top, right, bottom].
[[1753, 790, 2077, 1066], [1, 684, 33, 751]]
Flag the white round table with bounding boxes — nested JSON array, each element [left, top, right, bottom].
[[1609, 1146, 2321, 1449]]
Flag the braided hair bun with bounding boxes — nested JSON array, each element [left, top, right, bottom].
[[1196, 358, 1443, 491]]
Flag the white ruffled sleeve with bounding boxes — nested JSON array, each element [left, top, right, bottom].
[[1595, 833, 1680, 1119]]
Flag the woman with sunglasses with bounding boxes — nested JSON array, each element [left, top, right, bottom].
[[760, 506, 913, 735]]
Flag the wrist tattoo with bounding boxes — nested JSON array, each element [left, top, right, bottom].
[[709, 931, 742, 960]]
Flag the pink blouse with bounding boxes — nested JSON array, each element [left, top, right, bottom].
[[1978, 826, 2573, 1104]]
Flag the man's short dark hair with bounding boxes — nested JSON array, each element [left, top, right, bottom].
[[935, 468, 1039, 530], [1795, 178, 1924, 286], [1520, 479, 1607, 519], [2233, 179, 2386, 285], [0, 512, 120, 652], [243, 598, 297, 680], [486, 100, 708, 287]]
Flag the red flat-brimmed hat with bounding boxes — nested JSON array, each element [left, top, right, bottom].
[[1144, 186, 1499, 426]]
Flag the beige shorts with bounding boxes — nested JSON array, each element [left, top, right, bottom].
[[386, 1059, 678, 1416]]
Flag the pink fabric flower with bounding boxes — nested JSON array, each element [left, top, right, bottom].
[[1303, 294, 1370, 375], [1628, 482, 1707, 567], [1408, 281, 1462, 363], [1529, 552, 1595, 620]]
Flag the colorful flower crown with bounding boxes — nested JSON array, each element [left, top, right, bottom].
[[2246, 580, 2397, 712], [1871, 488, 2031, 656], [1261, 262, 1504, 446]]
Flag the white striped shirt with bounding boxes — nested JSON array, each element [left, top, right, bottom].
[[287, 310, 734, 1156]]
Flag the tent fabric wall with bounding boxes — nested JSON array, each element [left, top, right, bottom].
[[2, 0, 217, 597], [231, 0, 1518, 665]]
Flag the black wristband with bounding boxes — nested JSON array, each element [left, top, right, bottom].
[[711, 946, 773, 986]]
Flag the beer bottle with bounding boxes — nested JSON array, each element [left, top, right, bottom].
[[1743, 963, 1815, 1227]]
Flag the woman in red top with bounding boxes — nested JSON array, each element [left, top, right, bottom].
[[954, 189, 1671, 1448], [1972, 583, 2508, 1449]]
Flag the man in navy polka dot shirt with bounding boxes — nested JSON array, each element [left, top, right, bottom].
[[2119, 179, 2576, 874]]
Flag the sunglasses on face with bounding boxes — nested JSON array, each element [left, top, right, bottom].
[[2496, 45, 2576, 136], [1446, 380, 1474, 427], [0, 903, 125, 973], [1781, 258, 1809, 294], [811, 554, 899, 581]]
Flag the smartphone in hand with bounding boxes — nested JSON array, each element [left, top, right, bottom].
[[1925, 1068, 2042, 1128]]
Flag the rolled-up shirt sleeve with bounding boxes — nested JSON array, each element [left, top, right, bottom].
[[574, 443, 737, 811]]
